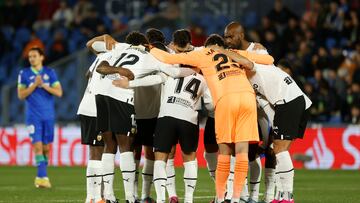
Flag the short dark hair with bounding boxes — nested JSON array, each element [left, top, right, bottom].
[[125, 31, 149, 46], [151, 41, 168, 52], [146, 28, 165, 44], [204, 34, 225, 47], [29, 47, 45, 56], [172, 29, 191, 48]]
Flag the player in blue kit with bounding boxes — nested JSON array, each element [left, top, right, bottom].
[[17, 47, 63, 188]]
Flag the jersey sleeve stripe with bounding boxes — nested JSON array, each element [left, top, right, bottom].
[[51, 81, 60, 87], [17, 83, 27, 89]]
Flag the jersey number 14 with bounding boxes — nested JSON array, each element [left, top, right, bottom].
[[174, 77, 201, 100]]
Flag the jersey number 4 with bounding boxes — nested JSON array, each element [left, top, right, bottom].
[[113, 53, 140, 67], [175, 77, 201, 99]]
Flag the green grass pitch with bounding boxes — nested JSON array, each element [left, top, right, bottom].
[[0, 166, 359, 203]]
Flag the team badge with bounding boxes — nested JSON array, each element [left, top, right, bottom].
[[43, 74, 49, 80], [97, 134, 102, 141]]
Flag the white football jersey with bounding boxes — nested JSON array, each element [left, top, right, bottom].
[[246, 42, 269, 54], [158, 73, 209, 125], [250, 64, 312, 109], [77, 56, 102, 117], [93, 43, 188, 104]]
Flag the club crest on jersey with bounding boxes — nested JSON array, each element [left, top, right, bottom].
[[43, 74, 49, 80]]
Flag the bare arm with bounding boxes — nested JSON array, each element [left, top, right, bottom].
[[150, 47, 200, 67], [18, 84, 38, 100], [17, 75, 42, 100], [86, 34, 118, 54], [42, 83, 63, 97], [96, 61, 135, 80]]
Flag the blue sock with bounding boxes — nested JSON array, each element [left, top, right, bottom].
[[36, 155, 47, 178]]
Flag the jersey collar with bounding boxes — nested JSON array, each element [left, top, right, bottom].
[[31, 67, 43, 75]]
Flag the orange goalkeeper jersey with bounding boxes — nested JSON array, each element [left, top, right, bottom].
[[150, 47, 274, 106]]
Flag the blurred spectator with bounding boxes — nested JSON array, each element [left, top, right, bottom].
[[267, 0, 297, 32], [144, 0, 160, 17], [189, 24, 207, 47], [48, 30, 69, 63], [22, 32, 45, 60], [111, 19, 128, 37], [282, 17, 301, 52], [52, 0, 74, 28], [1, 0, 19, 27], [73, 0, 94, 26], [324, 1, 345, 39], [302, 0, 324, 29], [33, 0, 60, 30], [312, 47, 331, 70], [343, 83, 360, 123], [80, 7, 106, 38], [18, 0, 39, 29]]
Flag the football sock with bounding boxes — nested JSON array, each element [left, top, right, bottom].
[[166, 159, 177, 198], [215, 154, 231, 202], [120, 152, 136, 202], [232, 153, 248, 202], [249, 157, 261, 201], [275, 151, 294, 201], [184, 160, 198, 203], [154, 160, 167, 203], [141, 159, 154, 199], [102, 153, 116, 201]]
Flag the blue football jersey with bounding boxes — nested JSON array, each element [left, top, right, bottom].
[[18, 66, 60, 120]]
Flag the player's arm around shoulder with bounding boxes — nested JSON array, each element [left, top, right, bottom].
[[96, 60, 135, 80], [86, 34, 118, 54]]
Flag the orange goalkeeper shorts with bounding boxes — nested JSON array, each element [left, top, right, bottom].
[[215, 92, 259, 144]]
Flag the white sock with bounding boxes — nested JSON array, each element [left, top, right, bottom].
[[225, 155, 235, 200], [275, 151, 294, 200], [154, 160, 167, 203], [240, 177, 249, 201], [87, 160, 103, 202], [120, 152, 136, 202], [141, 159, 154, 199], [264, 168, 276, 202], [275, 172, 283, 200], [184, 160, 198, 203], [249, 157, 261, 201], [134, 159, 140, 200], [102, 153, 116, 201], [166, 159, 177, 197], [204, 152, 217, 181]]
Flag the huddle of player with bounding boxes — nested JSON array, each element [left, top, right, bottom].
[[77, 21, 311, 203]]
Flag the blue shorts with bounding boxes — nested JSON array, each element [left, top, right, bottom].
[[26, 119, 55, 144]]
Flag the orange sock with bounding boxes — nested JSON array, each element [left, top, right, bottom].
[[232, 153, 249, 201], [215, 154, 231, 202]]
